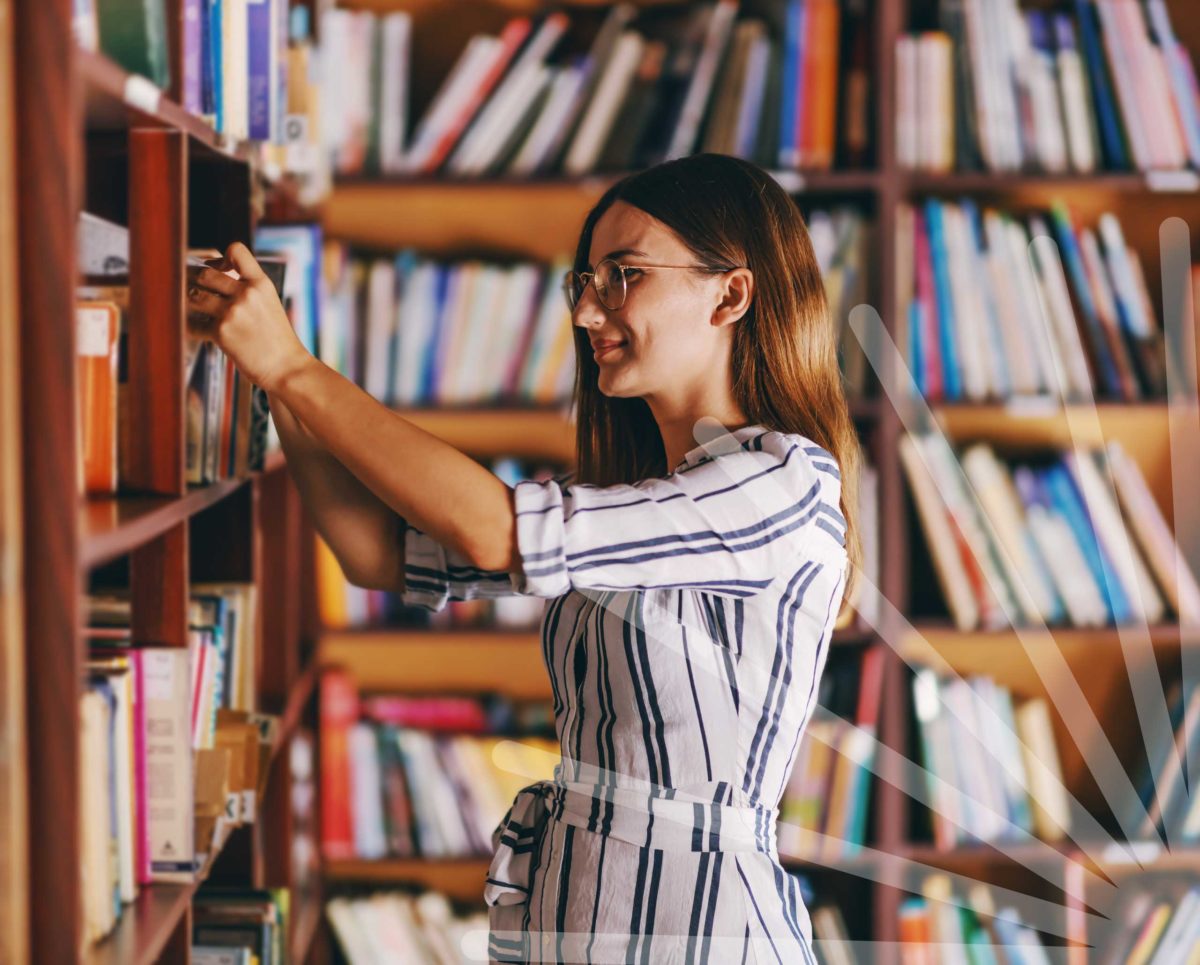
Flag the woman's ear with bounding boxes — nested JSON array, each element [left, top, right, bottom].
[[711, 268, 754, 328]]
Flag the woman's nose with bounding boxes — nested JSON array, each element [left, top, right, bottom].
[[571, 285, 606, 329]]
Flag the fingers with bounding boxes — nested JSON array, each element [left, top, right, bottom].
[[187, 284, 228, 320], [193, 266, 240, 297], [224, 241, 266, 284]]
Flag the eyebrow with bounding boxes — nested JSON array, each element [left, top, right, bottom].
[[585, 248, 647, 270]]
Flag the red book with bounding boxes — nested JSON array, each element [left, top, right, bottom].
[[320, 669, 360, 860], [422, 17, 534, 174]]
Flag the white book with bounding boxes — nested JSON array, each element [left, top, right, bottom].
[[488, 265, 542, 400], [1019, 14, 1069, 172], [450, 265, 505, 401], [521, 259, 574, 397], [982, 212, 1041, 396], [507, 65, 586, 176], [665, 0, 738, 160], [563, 31, 645, 176], [1098, 213, 1152, 337], [896, 36, 918, 170], [378, 13, 412, 175], [1125, 2, 1187, 170], [349, 723, 387, 859], [1106, 440, 1200, 625], [461, 63, 554, 177], [1014, 697, 1070, 841], [1001, 218, 1059, 397], [1095, 0, 1152, 170], [1056, 42, 1098, 173], [363, 260, 397, 402], [448, 13, 571, 175], [1027, 226, 1094, 400], [913, 671, 964, 845], [899, 434, 980, 630], [403, 35, 503, 174], [393, 261, 433, 405], [143, 649, 196, 882]]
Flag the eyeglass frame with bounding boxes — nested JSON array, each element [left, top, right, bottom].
[[562, 258, 743, 312]]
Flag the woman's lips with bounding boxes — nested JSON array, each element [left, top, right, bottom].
[[593, 341, 626, 361]]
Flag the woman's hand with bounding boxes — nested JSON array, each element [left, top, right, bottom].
[[186, 241, 312, 393]]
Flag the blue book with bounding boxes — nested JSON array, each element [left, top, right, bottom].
[[388, 250, 420, 405], [246, 0, 272, 140], [1040, 461, 1130, 623], [208, 0, 224, 133], [1073, 0, 1130, 170], [909, 299, 925, 397], [777, 1, 806, 168], [1049, 203, 1123, 397], [421, 266, 452, 401], [923, 200, 962, 400]]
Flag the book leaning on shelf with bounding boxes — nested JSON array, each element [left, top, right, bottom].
[[81, 587, 277, 945], [1088, 877, 1200, 965], [896, 200, 1168, 404], [901, 433, 1200, 632], [321, 0, 872, 179], [319, 671, 558, 862], [897, 0, 1200, 175]]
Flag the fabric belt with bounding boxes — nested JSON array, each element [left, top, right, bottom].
[[483, 779, 780, 910]]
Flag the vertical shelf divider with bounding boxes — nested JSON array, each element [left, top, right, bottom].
[[127, 128, 187, 497]]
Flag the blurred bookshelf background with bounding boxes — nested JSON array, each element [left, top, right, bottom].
[[6, 0, 1200, 962]]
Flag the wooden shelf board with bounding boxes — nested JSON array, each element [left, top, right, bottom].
[[902, 171, 1154, 194], [78, 48, 248, 164], [319, 629, 551, 699], [902, 622, 1200, 660], [81, 476, 251, 570], [84, 882, 193, 965], [324, 857, 490, 902], [395, 407, 575, 462], [323, 171, 880, 257]]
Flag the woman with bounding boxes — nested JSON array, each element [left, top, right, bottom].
[[189, 152, 862, 963]]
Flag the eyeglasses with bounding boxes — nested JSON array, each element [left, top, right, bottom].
[[562, 258, 730, 312]]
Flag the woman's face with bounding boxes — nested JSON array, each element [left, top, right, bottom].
[[573, 201, 751, 402]]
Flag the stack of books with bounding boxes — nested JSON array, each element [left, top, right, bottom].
[[321, 0, 872, 179], [778, 647, 886, 860], [901, 433, 1200, 632], [911, 668, 1069, 849], [320, 673, 558, 862], [896, 201, 1167, 403], [82, 587, 276, 943], [896, 0, 1200, 174], [191, 888, 291, 965]]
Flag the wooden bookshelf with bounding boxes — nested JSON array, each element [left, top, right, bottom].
[[12, 0, 323, 959], [217, 0, 1200, 957]]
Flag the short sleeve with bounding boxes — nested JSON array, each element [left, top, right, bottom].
[[400, 520, 521, 612], [509, 431, 846, 600]]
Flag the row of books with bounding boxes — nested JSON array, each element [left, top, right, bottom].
[[912, 668, 1069, 850], [74, 0, 293, 143], [778, 647, 885, 860], [316, 457, 557, 632], [320, 672, 558, 861], [191, 888, 290, 965], [1092, 877, 1200, 965], [901, 433, 1200, 632], [327, 892, 489, 964], [898, 874, 1055, 965], [898, 0, 1200, 175], [897, 200, 1168, 404], [322, 0, 871, 180], [76, 214, 277, 493], [1123, 675, 1200, 843], [82, 586, 275, 944]]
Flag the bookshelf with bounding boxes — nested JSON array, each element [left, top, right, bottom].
[[11, 0, 323, 961], [308, 0, 1200, 958]]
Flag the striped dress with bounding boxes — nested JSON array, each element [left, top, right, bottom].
[[401, 424, 849, 964]]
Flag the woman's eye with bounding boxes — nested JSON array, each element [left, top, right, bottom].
[[625, 268, 643, 278]]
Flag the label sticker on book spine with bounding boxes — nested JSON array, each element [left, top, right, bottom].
[[76, 306, 112, 357], [123, 75, 162, 115]]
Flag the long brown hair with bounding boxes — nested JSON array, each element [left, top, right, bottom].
[[569, 152, 863, 616]]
